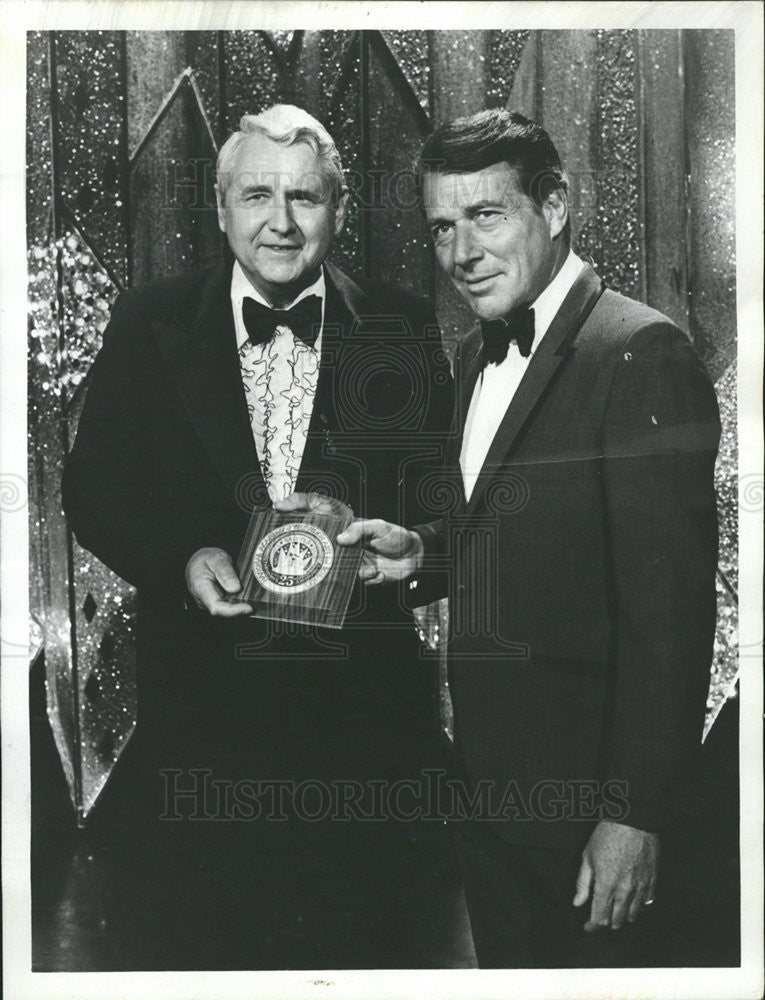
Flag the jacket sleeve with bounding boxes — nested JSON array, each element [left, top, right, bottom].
[[599, 322, 721, 832], [398, 302, 455, 527], [402, 319, 462, 610], [61, 294, 210, 598]]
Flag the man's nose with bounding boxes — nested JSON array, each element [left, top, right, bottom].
[[452, 221, 481, 271], [267, 198, 296, 235]]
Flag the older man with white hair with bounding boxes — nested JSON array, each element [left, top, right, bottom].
[[63, 105, 452, 782]]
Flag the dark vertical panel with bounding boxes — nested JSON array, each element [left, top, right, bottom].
[[684, 31, 738, 731], [381, 30, 430, 114], [119, 33, 134, 289], [430, 30, 491, 348], [125, 32, 189, 155], [487, 30, 530, 109], [45, 31, 83, 819], [267, 27, 300, 98], [710, 358, 737, 740], [185, 32, 223, 143], [295, 31, 322, 117], [318, 31, 355, 120], [359, 32, 371, 276], [28, 33, 140, 822], [46, 32, 141, 820], [129, 80, 220, 283], [61, 229, 138, 816], [27, 31, 55, 662], [430, 30, 490, 122], [223, 30, 282, 130], [54, 31, 128, 286], [538, 31, 598, 251], [325, 35, 363, 275], [638, 30, 689, 331], [575, 30, 642, 298], [714, 362, 738, 592], [27, 32, 53, 243], [506, 30, 540, 119], [365, 34, 432, 296], [217, 31, 227, 142], [684, 30, 736, 380]]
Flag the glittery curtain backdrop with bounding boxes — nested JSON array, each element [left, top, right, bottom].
[[27, 30, 737, 821]]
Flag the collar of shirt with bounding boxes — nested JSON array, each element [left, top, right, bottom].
[[526, 250, 586, 350], [461, 253, 587, 501], [231, 260, 327, 351], [477, 251, 586, 383]]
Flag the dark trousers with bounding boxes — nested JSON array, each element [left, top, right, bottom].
[[453, 820, 662, 968]]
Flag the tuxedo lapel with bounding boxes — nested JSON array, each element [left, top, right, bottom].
[[152, 262, 265, 507], [294, 265, 355, 488], [447, 330, 483, 470], [465, 265, 605, 516], [323, 260, 373, 321], [296, 262, 414, 499]]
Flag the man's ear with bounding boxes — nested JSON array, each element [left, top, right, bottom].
[[215, 184, 226, 233], [543, 188, 568, 240], [334, 188, 350, 236]]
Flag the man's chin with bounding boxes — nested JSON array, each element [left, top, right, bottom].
[[464, 299, 512, 323], [257, 262, 302, 282], [456, 287, 515, 322], [241, 258, 322, 304], [254, 265, 306, 292]]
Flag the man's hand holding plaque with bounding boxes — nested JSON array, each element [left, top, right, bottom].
[[275, 492, 425, 585], [230, 494, 364, 629], [186, 547, 254, 618]]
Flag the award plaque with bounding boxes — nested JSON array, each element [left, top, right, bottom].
[[235, 507, 363, 628]]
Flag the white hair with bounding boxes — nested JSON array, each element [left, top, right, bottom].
[[216, 104, 345, 203]]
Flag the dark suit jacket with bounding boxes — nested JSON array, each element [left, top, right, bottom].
[[413, 265, 721, 847], [62, 260, 453, 741]]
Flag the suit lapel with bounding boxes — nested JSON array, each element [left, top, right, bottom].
[[294, 262, 372, 491], [465, 265, 606, 516], [447, 330, 483, 470], [323, 260, 373, 320], [152, 262, 265, 507]]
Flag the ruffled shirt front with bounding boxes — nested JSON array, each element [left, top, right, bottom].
[[230, 261, 326, 502]]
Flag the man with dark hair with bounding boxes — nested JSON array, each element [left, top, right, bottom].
[[415, 107, 572, 243], [327, 108, 721, 967]]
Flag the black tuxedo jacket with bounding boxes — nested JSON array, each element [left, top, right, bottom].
[[414, 265, 721, 847], [62, 260, 453, 737]]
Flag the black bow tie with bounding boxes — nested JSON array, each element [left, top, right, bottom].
[[480, 308, 535, 365], [242, 294, 322, 349]]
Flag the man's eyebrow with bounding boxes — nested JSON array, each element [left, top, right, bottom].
[[465, 199, 505, 214], [238, 182, 273, 195], [287, 187, 321, 201], [427, 200, 505, 225]]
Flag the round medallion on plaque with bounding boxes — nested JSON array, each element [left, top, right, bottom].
[[252, 522, 334, 595]]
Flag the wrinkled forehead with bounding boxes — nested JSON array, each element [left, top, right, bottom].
[[422, 162, 525, 217], [226, 133, 330, 195]]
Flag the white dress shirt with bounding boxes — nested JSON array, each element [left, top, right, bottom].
[[460, 252, 586, 502], [231, 261, 327, 502]]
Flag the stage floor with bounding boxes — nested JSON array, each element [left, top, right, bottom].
[[30, 662, 740, 972]]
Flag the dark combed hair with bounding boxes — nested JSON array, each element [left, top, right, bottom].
[[416, 108, 569, 215]]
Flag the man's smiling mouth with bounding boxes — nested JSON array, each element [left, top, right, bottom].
[[464, 274, 499, 290]]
